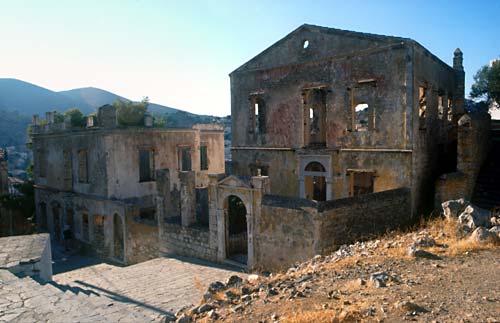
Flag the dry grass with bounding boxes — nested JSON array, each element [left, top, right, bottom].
[[283, 308, 364, 323], [193, 276, 205, 293]]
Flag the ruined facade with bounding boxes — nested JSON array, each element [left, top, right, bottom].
[[32, 106, 224, 264], [153, 25, 474, 270]]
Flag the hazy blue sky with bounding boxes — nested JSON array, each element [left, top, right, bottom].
[[1, 0, 499, 116]]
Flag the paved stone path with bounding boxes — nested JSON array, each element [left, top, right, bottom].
[[53, 256, 246, 321], [0, 269, 151, 323]]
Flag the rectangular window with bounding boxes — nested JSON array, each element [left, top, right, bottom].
[[350, 81, 376, 132], [349, 171, 374, 197], [38, 149, 47, 178], [78, 149, 88, 183], [139, 149, 155, 182], [438, 92, 444, 120], [447, 98, 453, 122], [200, 145, 208, 170], [179, 147, 192, 171], [419, 86, 427, 129]]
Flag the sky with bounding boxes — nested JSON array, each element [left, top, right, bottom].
[[1, 0, 499, 116]]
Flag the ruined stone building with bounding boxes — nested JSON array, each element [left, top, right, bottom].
[[33, 25, 490, 270], [156, 25, 487, 270], [32, 105, 224, 264]]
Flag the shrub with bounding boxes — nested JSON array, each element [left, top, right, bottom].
[[115, 98, 149, 126]]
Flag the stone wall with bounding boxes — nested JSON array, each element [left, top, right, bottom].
[[158, 223, 217, 261], [254, 188, 411, 270], [435, 112, 491, 206], [318, 188, 411, 253]]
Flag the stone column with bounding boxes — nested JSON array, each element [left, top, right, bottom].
[[208, 173, 225, 257], [180, 171, 196, 227]]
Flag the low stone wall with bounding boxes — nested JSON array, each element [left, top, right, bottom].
[[318, 188, 411, 253], [255, 188, 411, 270], [159, 223, 217, 262]]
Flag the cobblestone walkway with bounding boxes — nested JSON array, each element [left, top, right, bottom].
[[53, 256, 246, 321]]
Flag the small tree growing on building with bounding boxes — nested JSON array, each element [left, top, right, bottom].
[[115, 98, 149, 126], [64, 108, 86, 127]]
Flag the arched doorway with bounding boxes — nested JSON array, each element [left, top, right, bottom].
[[39, 202, 47, 232], [113, 214, 124, 262], [224, 195, 248, 265], [304, 162, 327, 201], [52, 203, 62, 242]]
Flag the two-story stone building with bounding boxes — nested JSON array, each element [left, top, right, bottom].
[[32, 105, 224, 264]]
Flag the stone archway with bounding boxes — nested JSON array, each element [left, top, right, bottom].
[[299, 156, 332, 201], [304, 162, 327, 201], [113, 213, 125, 262], [224, 195, 248, 265]]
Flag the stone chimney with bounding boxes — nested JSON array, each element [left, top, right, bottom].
[[453, 48, 464, 71], [45, 112, 54, 124], [453, 48, 465, 118]]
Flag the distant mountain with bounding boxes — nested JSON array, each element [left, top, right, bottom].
[[59, 87, 180, 115], [0, 78, 93, 115], [0, 78, 182, 117]]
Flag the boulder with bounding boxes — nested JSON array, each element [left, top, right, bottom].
[[458, 205, 491, 230], [407, 247, 442, 260], [470, 227, 500, 244], [207, 281, 226, 294], [198, 303, 214, 314], [442, 198, 469, 220], [489, 225, 500, 237], [175, 313, 191, 323], [226, 275, 243, 287]]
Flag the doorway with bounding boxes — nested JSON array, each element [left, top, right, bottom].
[[224, 195, 248, 265], [304, 162, 327, 201]]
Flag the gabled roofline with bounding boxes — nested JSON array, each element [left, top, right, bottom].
[[229, 24, 456, 76], [229, 24, 411, 76]]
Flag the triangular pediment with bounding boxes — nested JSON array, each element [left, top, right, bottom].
[[231, 24, 410, 75], [217, 175, 252, 188]]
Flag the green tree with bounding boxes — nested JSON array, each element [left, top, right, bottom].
[[64, 108, 86, 127], [153, 113, 167, 128], [470, 59, 500, 108], [114, 97, 149, 126], [53, 110, 65, 123]]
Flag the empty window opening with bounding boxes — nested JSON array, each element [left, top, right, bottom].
[[93, 214, 105, 250], [438, 93, 444, 120], [225, 195, 248, 265], [419, 86, 427, 129], [251, 97, 266, 134], [200, 145, 208, 170], [179, 147, 192, 171], [139, 149, 155, 182], [304, 162, 327, 201], [349, 171, 374, 197], [303, 40, 309, 49], [82, 213, 90, 242], [303, 88, 326, 146], [78, 149, 88, 183], [354, 103, 369, 131], [447, 98, 453, 122], [350, 81, 376, 132]]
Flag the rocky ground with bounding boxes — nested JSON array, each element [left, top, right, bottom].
[[176, 201, 500, 323]]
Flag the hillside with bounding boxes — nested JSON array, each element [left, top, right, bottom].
[[0, 79, 93, 115], [178, 210, 500, 323], [59, 87, 181, 115]]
